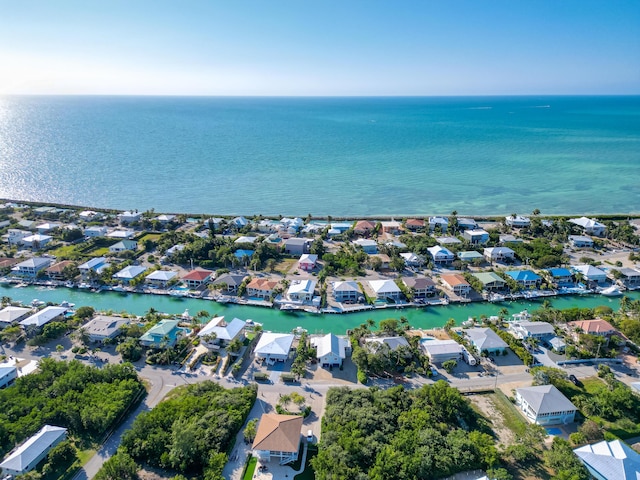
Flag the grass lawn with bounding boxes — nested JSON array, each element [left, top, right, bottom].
[[138, 233, 161, 243], [242, 456, 257, 480], [89, 247, 110, 257], [489, 391, 528, 437], [48, 244, 86, 259], [275, 258, 297, 274]]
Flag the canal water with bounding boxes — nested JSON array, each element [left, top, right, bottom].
[[2, 285, 637, 335]]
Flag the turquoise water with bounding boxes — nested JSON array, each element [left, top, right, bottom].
[[1, 96, 639, 216], [2, 285, 637, 335]]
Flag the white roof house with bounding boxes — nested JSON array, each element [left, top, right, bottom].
[[198, 317, 246, 345], [21, 234, 52, 249], [81, 315, 130, 342], [368, 279, 402, 299], [573, 264, 608, 283], [0, 425, 67, 476], [484, 246, 516, 262], [364, 336, 410, 352], [20, 306, 67, 328], [287, 280, 317, 302], [107, 229, 136, 239], [311, 333, 350, 367], [420, 339, 464, 364], [0, 306, 32, 326], [463, 328, 508, 354], [569, 216, 606, 237], [78, 257, 108, 273], [574, 439, 640, 480], [254, 333, 294, 362], [427, 245, 455, 263], [0, 364, 17, 389], [332, 281, 361, 302], [505, 215, 530, 228], [515, 385, 577, 425], [400, 252, 424, 266], [113, 265, 147, 282], [145, 270, 178, 285], [509, 320, 555, 339], [12, 257, 52, 276], [118, 211, 141, 223]]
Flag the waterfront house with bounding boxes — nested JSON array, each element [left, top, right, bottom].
[[353, 238, 378, 254], [109, 239, 138, 253], [246, 278, 279, 299], [618, 268, 640, 288], [257, 219, 278, 233], [46, 260, 76, 281], [331, 281, 361, 303], [113, 265, 147, 284], [509, 320, 555, 340], [211, 273, 247, 293], [284, 238, 312, 255], [287, 279, 316, 302], [20, 306, 67, 329], [0, 365, 17, 389], [367, 279, 402, 300], [400, 252, 425, 267], [84, 226, 108, 238], [463, 328, 508, 355], [506, 270, 542, 288], [254, 332, 294, 362], [0, 258, 19, 274], [232, 216, 249, 228], [546, 268, 574, 287], [11, 257, 52, 278], [252, 414, 303, 465], [353, 220, 376, 236], [420, 339, 463, 364], [7, 229, 32, 246], [298, 254, 318, 271], [457, 218, 479, 231], [573, 265, 607, 285], [0, 425, 67, 477], [139, 319, 183, 348], [473, 272, 507, 292], [145, 270, 178, 288], [428, 216, 449, 233], [78, 257, 110, 276], [462, 229, 490, 245], [515, 385, 576, 425], [381, 221, 401, 235], [181, 269, 213, 288], [78, 210, 103, 221], [569, 235, 594, 248], [567, 319, 616, 343], [505, 215, 530, 228], [440, 274, 471, 296], [405, 218, 425, 231], [82, 315, 130, 343], [484, 246, 516, 263], [457, 251, 485, 263], [118, 211, 141, 224], [569, 217, 606, 237], [311, 333, 350, 368], [402, 276, 437, 298], [154, 214, 176, 224], [364, 336, 410, 353], [21, 234, 52, 250], [427, 245, 455, 264], [0, 306, 32, 328], [573, 439, 640, 480], [198, 316, 246, 347]]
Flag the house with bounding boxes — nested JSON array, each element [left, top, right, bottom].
[[515, 385, 577, 425], [211, 273, 247, 293], [118, 211, 141, 224], [463, 328, 508, 354], [284, 238, 312, 255], [252, 414, 303, 464], [0, 306, 32, 327], [181, 269, 213, 288], [457, 218, 478, 231], [499, 234, 523, 244], [440, 274, 471, 296], [573, 265, 607, 285], [46, 260, 76, 280], [462, 229, 490, 245], [154, 214, 176, 224], [484, 246, 516, 263], [567, 319, 616, 342], [405, 218, 425, 231], [400, 252, 424, 267], [505, 215, 530, 228], [473, 272, 507, 291], [427, 245, 455, 264], [35, 223, 60, 234], [381, 221, 401, 235], [81, 315, 130, 343], [311, 333, 350, 368], [428, 216, 449, 233], [0, 425, 67, 476], [254, 333, 294, 362], [139, 319, 183, 348], [369, 253, 390, 269], [367, 279, 402, 300], [353, 220, 376, 236], [618, 268, 640, 288], [165, 244, 185, 258], [402, 276, 437, 298], [0, 258, 20, 273], [509, 320, 555, 340], [7, 229, 32, 246], [457, 251, 485, 263], [420, 339, 463, 363], [569, 235, 594, 248], [109, 240, 138, 253], [234, 236, 259, 245], [11, 257, 52, 278], [573, 439, 640, 480], [21, 234, 52, 250], [78, 257, 110, 276], [246, 278, 279, 299], [17, 220, 35, 229], [145, 270, 178, 288], [0, 365, 17, 389], [20, 306, 67, 329], [364, 336, 410, 353], [287, 279, 316, 302], [569, 217, 606, 237], [84, 226, 108, 238], [298, 254, 318, 271], [107, 229, 136, 239], [546, 268, 574, 287], [113, 265, 147, 284], [78, 210, 103, 221], [436, 236, 462, 246], [198, 316, 246, 347], [353, 238, 378, 254], [505, 270, 542, 288], [332, 281, 361, 303]]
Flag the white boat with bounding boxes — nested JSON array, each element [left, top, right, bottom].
[[600, 285, 623, 297], [488, 293, 506, 303], [60, 300, 75, 308], [31, 299, 45, 307]]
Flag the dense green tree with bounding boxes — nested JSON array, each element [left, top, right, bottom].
[[94, 451, 140, 480]]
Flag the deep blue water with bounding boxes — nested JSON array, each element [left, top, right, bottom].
[[0, 95, 638, 216]]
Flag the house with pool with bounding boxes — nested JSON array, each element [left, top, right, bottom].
[[515, 385, 577, 425], [139, 319, 187, 348]]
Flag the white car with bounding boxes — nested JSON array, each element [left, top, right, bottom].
[[307, 429, 314, 443]]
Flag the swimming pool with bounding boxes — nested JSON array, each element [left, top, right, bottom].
[[545, 427, 562, 436]]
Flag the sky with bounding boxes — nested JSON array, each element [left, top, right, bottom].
[[0, 0, 638, 96]]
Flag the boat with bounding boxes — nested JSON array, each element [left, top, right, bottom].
[[31, 299, 45, 307], [600, 285, 623, 297], [488, 293, 506, 303], [14, 283, 28, 288], [60, 300, 75, 308]]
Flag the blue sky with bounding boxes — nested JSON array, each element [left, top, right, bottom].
[[0, 0, 638, 95]]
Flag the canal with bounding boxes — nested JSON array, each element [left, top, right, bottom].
[[2, 285, 637, 334]]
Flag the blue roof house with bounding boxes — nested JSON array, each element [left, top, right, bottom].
[[546, 268, 573, 287], [506, 270, 542, 288], [139, 319, 185, 348]]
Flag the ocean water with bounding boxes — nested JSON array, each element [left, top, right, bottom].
[[0, 95, 638, 217]]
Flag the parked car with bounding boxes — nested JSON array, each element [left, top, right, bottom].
[[568, 374, 583, 387], [307, 429, 314, 443]]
